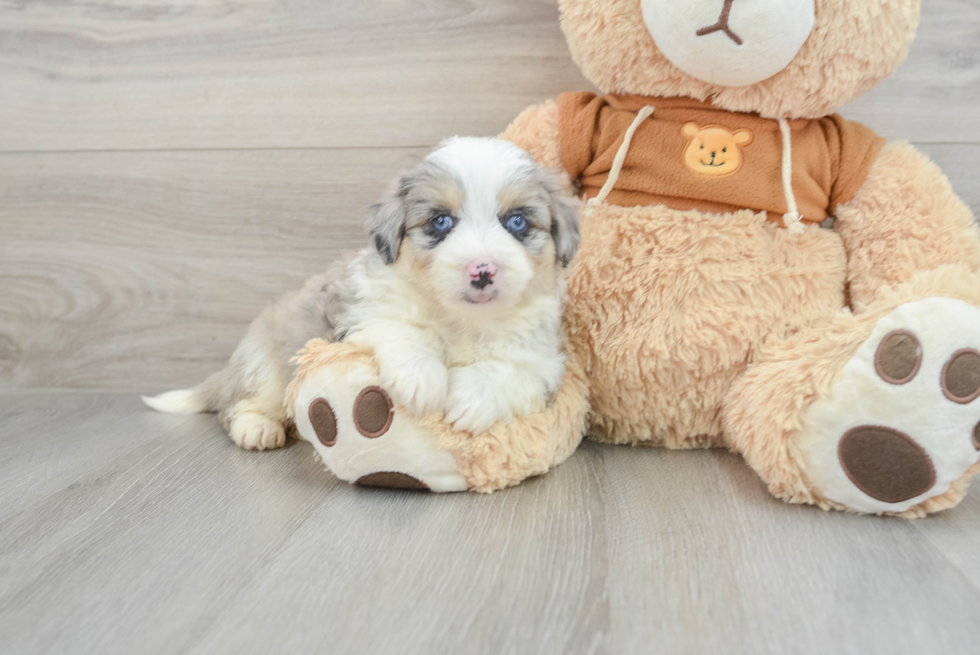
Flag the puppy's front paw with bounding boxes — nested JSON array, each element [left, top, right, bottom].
[[382, 357, 448, 415], [230, 411, 287, 451], [444, 368, 510, 433]]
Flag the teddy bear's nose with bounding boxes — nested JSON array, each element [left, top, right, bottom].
[[711, 151, 717, 158]]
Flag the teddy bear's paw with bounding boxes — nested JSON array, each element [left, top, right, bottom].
[[291, 359, 468, 493], [799, 298, 980, 514]]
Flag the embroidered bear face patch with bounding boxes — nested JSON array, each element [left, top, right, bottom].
[[681, 122, 753, 177]]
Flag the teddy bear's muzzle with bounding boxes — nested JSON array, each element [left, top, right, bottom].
[[640, 0, 816, 87]]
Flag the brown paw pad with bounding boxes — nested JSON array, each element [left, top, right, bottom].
[[356, 472, 429, 490], [353, 386, 394, 438], [973, 421, 980, 451], [308, 398, 338, 447], [941, 349, 980, 404], [838, 426, 936, 503], [874, 330, 922, 385]]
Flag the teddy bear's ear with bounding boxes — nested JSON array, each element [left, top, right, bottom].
[[733, 129, 754, 146], [682, 122, 701, 139], [367, 180, 408, 265]]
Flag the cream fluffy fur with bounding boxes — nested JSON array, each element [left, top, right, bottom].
[[144, 137, 580, 445], [485, 0, 980, 516], [160, 0, 980, 517]]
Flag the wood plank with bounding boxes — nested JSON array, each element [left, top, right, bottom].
[[0, 390, 610, 655], [0, 392, 335, 655], [2, 390, 979, 654], [600, 447, 980, 654], [2, 144, 977, 391], [841, 0, 980, 142], [0, 147, 426, 390], [0, 389, 207, 522], [0, 0, 976, 152], [193, 442, 610, 655], [0, 0, 592, 152], [910, 492, 980, 590]]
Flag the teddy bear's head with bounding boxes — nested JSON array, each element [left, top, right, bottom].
[[558, 0, 920, 119]]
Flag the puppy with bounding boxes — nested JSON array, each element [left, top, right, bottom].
[[144, 137, 581, 449]]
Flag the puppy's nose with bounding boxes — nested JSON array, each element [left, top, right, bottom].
[[468, 262, 497, 290]]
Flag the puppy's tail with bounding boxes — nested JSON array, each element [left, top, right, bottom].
[[142, 370, 226, 415]]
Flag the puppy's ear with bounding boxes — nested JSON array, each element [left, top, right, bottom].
[[367, 183, 408, 265], [546, 176, 581, 268]]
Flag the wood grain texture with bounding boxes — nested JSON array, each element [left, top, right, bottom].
[[0, 0, 977, 152], [3, 2, 980, 653], [839, 0, 980, 143], [0, 0, 592, 152], [2, 144, 978, 391], [0, 147, 426, 390], [601, 448, 980, 654], [1, 389, 979, 655], [1, 0, 978, 392]]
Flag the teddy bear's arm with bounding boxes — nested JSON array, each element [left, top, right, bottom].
[[834, 141, 980, 309], [439, 341, 592, 493], [499, 100, 577, 195], [499, 100, 561, 168]]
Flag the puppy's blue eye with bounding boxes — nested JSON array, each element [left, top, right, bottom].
[[431, 215, 454, 233], [506, 214, 528, 233]]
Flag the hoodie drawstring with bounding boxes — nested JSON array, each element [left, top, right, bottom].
[[589, 105, 656, 207], [777, 117, 805, 234]]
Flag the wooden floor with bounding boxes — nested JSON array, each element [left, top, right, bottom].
[[2, 389, 980, 654], [2, 1, 980, 653]]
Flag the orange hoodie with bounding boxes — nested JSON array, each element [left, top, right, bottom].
[[558, 93, 885, 227]]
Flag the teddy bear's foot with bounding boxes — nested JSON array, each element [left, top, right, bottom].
[[290, 353, 468, 493], [799, 298, 980, 515]]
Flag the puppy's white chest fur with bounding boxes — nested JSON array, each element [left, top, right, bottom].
[[341, 252, 567, 433]]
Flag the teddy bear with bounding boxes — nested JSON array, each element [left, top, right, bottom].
[[286, 0, 980, 517]]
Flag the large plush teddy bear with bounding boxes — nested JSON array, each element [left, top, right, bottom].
[[288, 0, 980, 517]]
